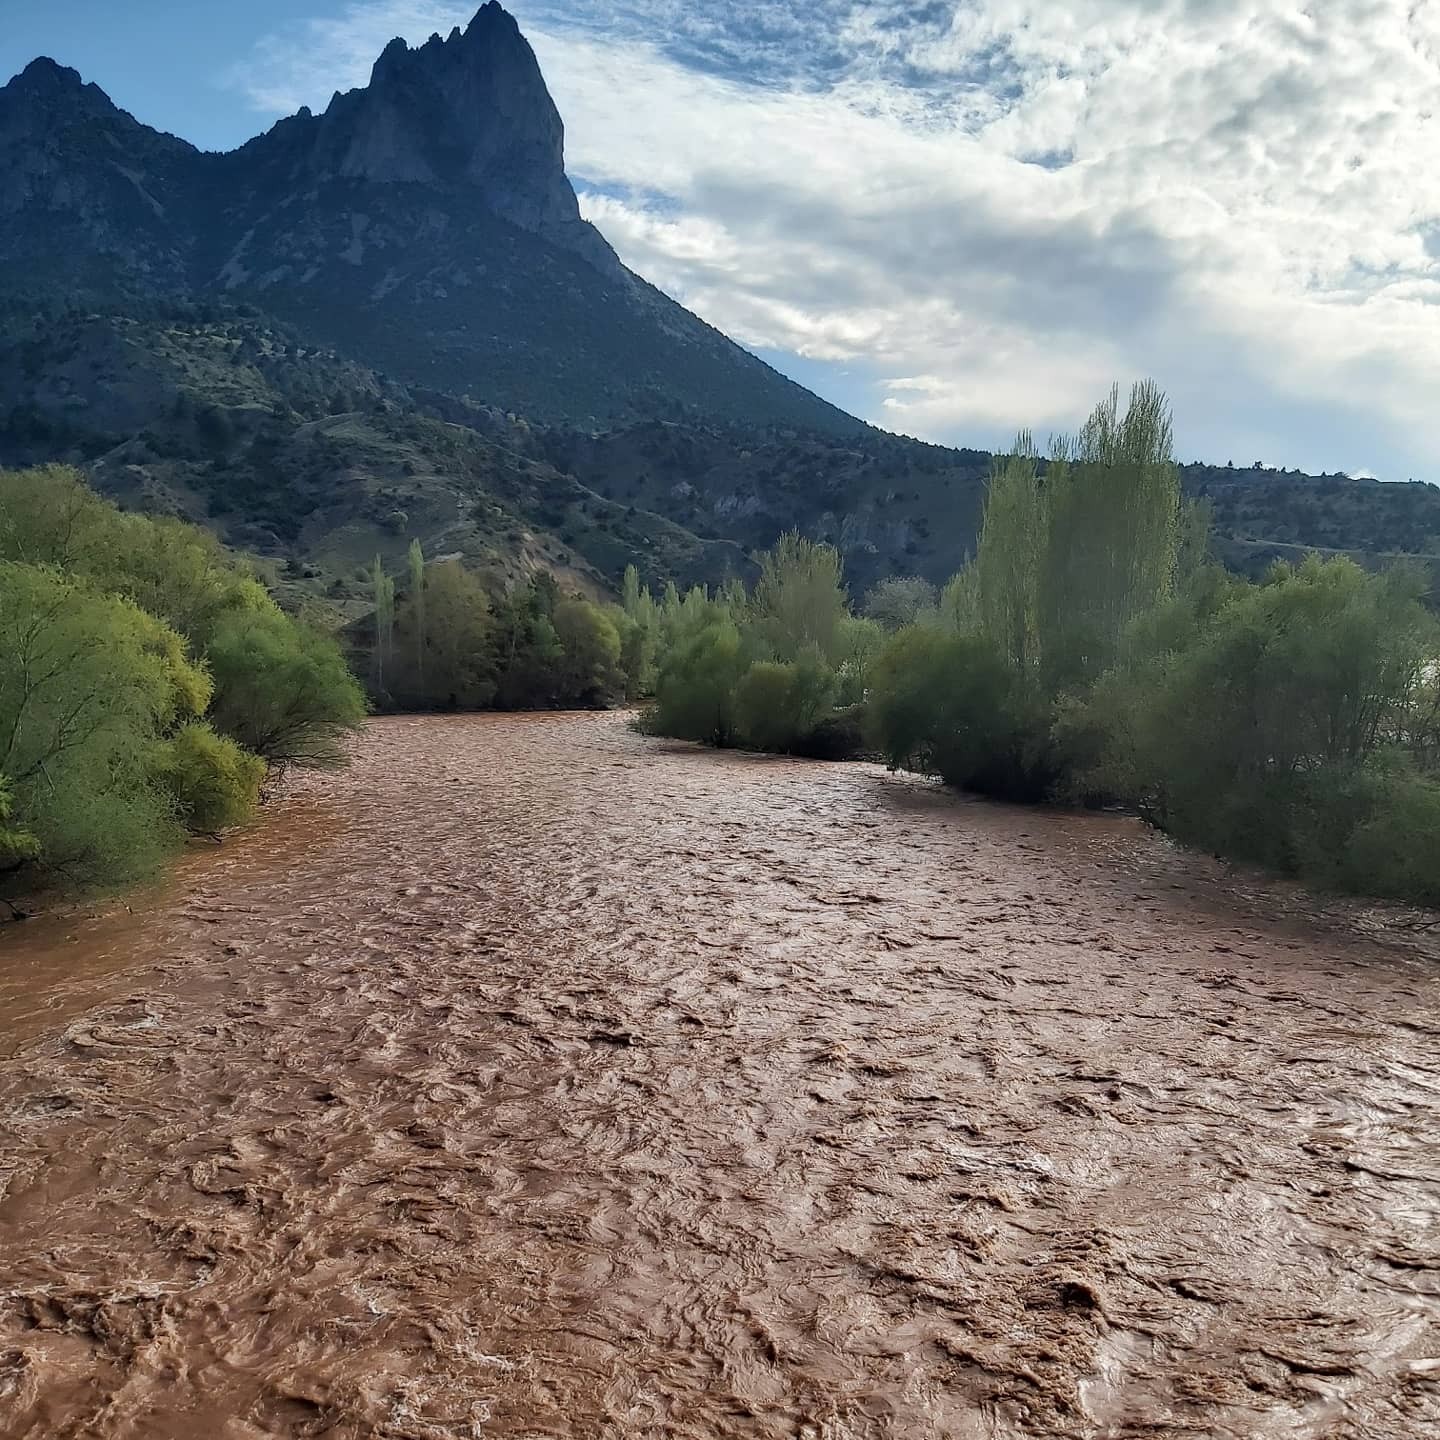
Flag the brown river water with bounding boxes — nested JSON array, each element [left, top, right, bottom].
[[1, 712, 1438, 1439]]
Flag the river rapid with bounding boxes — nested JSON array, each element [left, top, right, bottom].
[[1, 713, 1437, 1439]]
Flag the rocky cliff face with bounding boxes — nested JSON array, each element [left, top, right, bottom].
[[229, 2, 615, 271], [0, 5, 854, 434]]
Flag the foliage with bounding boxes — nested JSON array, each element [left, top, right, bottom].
[[646, 617, 747, 746], [750, 532, 849, 663], [0, 773, 39, 871], [552, 598, 623, 706], [1062, 556, 1440, 885], [865, 626, 1055, 798], [733, 654, 838, 754], [833, 615, 886, 706], [641, 532, 870, 756], [0, 562, 203, 890], [863, 576, 938, 632], [157, 723, 267, 834], [389, 560, 497, 710], [207, 608, 366, 769]]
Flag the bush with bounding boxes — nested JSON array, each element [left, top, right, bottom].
[[552, 598, 622, 705], [0, 562, 207, 892], [1340, 765, 1440, 906], [0, 774, 39, 872], [647, 619, 746, 745], [1061, 556, 1440, 900], [733, 654, 837, 753], [206, 609, 366, 769], [156, 723, 266, 833], [866, 626, 1055, 799]]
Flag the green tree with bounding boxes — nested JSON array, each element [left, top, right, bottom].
[[734, 653, 838, 753], [392, 560, 496, 709], [865, 625, 1054, 799], [406, 539, 426, 691], [647, 617, 746, 745], [207, 609, 366, 769], [0, 772, 40, 882], [0, 563, 207, 890], [750, 532, 848, 662], [370, 555, 395, 693], [157, 723, 267, 834], [1060, 556, 1440, 884], [553, 598, 622, 705]]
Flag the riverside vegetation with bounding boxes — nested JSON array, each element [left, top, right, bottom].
[[6, 379, 1440, 913], [0, 466, 366, 904], [636, 384, 1440, 909], [0, 463, 652, 906]]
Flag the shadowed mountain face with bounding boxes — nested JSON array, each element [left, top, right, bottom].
[[0, 4, 858, 435]]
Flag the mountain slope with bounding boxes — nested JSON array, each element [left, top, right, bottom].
[[0, 4, 860, 436]]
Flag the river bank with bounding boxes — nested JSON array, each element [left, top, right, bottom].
[[1, 712, 1437, 1438]]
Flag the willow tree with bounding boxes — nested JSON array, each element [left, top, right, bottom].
[[749, 531, 848, 663]]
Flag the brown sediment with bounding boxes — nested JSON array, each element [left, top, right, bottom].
[[0, 711, 1436, 1438]]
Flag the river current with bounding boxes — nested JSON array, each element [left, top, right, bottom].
[[1, 713, 1437, 1437]]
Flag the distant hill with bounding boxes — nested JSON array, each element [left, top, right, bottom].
[[1, 3, 1437, 603]]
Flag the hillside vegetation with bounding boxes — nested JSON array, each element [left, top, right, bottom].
[[3, 302, 1437, 615]]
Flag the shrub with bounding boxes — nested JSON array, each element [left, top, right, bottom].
[[733, 654, 838, 753], [865, 626, 1053, 798], [206, 609, 366, 769], [648, 619, 746, 745], [156, 723, 266, 833], [0, 562, 206, 892]]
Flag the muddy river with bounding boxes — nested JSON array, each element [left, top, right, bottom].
[[1, 713, 1437, 1438]]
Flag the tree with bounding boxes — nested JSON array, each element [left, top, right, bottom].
[[750, 532, 848, 662], [407, 539, 426, 690], [0, 773, 39, 884], [734, 653, 838, 753], [1037, 382, 1182, 686], [648, 617, 746, 745], [392, 560, 495, 710], [552, 598, 622, 705], [157, 723, 267, 834], [865, 625, 1054, 799], [0, 563, 208, 890], [863, 576, 938, 632], [206, 609, 366, 769], [1059, 555, 1440, 884], [370, 555, 395, 693]]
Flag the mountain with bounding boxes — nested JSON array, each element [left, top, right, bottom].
[[0, 3, 859, 436], [2, 4, 1438, 608]]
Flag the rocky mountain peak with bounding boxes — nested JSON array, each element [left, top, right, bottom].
[[11, 56, 84, 93], [2, 55, 122, 124], [311, 5, 572, 216], [221, 3, 612, 269]]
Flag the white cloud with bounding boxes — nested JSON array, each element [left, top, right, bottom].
[[231, 1, 1440, 478]]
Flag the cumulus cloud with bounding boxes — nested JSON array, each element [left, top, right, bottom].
[[231, 1, 1440, 477]]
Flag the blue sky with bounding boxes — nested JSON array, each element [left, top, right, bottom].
[[5, 1, 1440, 482]]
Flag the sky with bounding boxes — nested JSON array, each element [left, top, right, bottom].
[[4, 0, 1439, 481]]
